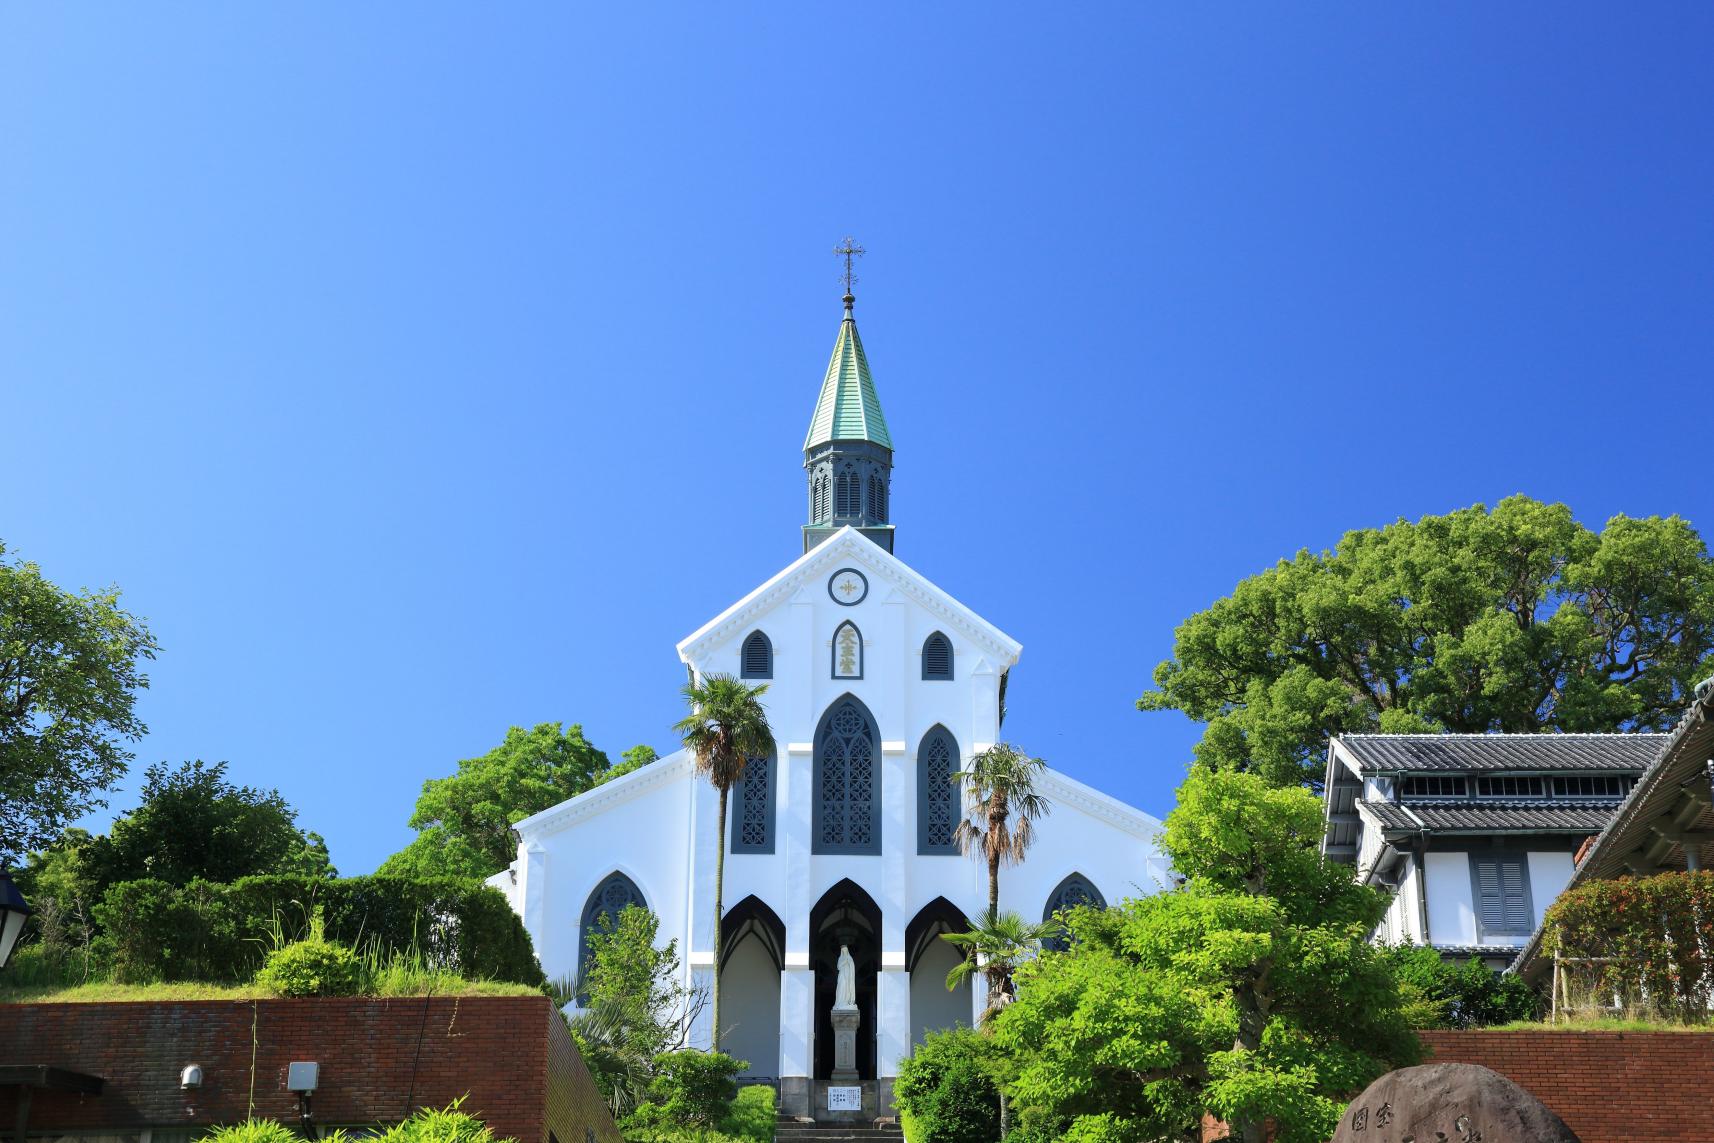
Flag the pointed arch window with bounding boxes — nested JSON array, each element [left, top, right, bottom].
[[741, 631, 773, 679], [813, 470, 830, 522], [731, 753, 775, 854], [868, 471, 888, 523], [578, 872, 646, 1000], [921, 632, 953, 680], [1041, 873, 1106, 951], [832, 621, 863, 679], [917, 726, 959, 855], [813, 697, 880, 855], [836, 464, 860, 517]]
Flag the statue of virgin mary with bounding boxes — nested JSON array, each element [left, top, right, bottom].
[[834, 944, 857, 1010]]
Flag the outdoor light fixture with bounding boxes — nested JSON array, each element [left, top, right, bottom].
[[181, 1065, 204, 1090], [0, 870, 32, 972]]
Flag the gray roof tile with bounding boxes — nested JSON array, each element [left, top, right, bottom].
[[1360, 799, 1619, 833], [1337, 733, 1666, 774]]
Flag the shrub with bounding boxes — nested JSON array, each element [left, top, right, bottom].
[[894, 1029, 1000, 1143], [256, 937, 362, 997], [202, 1120, 311, 1143], [717, 1085, 775, 1143], [1380, 944, 1539, 1028], [646, 1051, 744, 1127], [376, 1100, 501, 1143], [1547, 870, 1714, 1020], [90, 874, 543, 986]]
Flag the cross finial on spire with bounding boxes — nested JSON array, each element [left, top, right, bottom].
[[834, 236, 864, 308]]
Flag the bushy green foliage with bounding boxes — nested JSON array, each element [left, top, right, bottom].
[[619, 1082, 771, 1143], [0, 540, 158, 866], [91, 874, 542, 985], [1139, 497, 1714, 786], [200, 1118, 305, 1143], [895, 1029, 1000, 1143], [993, 768, 1420, 1143], [645, 1051, 743, 1127], [256, 936, 362, 997], [1547, 870, 1714, 1020], [1380, 944, 1539, 1028]]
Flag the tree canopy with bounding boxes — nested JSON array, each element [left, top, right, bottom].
[[1, 541, 158, 864], [992, 767, 1419, 1143], [380, 723, 655, 880], [1139, 496, 1714, 786]]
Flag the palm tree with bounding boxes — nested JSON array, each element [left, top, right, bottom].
[[942, 907, 1058, 1023], [942, 907, 1056, 1138], [673, 672, 775, 1052], [953, 743, 1050, 914]]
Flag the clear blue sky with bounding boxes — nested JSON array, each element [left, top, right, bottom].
[[5, 5, 1710, 875]]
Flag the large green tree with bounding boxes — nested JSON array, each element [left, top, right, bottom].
[[1139, 496, 1714, 787], [992, 768, 1420, 1143], [75, 759, 334, 895], [1, 541, 158, 865], [380, 724, 651, 880], [674, 673, 775, 1052]]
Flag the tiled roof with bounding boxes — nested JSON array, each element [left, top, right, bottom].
[[1361, 799, 1619, 833], [804, 306, 892, 450], [1337, 733, 1666, 774]]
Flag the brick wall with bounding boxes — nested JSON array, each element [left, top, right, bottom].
[[0, 996, 620, 1143], [1422, 1030, 1714, 1143]]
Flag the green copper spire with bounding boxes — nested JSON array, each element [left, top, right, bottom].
[[803, 295, 893, 451]]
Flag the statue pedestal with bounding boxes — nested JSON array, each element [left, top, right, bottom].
[[829, 1004, 861, 1082]]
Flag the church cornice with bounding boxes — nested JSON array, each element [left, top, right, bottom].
[[511, 749, 695, 841], [1038, 766, 1165, 842], [676, 527, 1022, 668]]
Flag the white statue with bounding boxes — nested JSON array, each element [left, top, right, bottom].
[[834, 944, 857, 1009]]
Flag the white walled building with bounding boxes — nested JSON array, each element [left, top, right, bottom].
[[1320, 733, 1661, 968], [490, 290, 1169, 1120]]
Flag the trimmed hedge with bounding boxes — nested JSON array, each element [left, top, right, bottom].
[[92, 874, 543, 986], [1546, 869, 1714, 1020]]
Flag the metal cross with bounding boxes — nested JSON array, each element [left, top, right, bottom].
[[834, 237, 865, 295]]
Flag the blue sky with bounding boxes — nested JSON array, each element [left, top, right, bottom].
[[5, 5, 1711, 875]]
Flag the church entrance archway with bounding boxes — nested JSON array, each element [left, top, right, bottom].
[[905, 897, 972, 1048], [720, 896, 786, 1082], [809, 878, 881, 1080]]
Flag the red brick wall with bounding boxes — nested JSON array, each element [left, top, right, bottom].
[[0, 996, 619, 1143], [1422, 1030, 1714, 1143]]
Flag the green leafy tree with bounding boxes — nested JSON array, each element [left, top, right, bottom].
[[940, 909, 1055, 1138], [382, 723, 624, 880], [992, 767, 1420, 1143], [673, 674, 775, 1051], [0, 541, 159, 864], [953, 744, 1050, 914], [1139, 496, 1714, 787], [83, 760, 334, 895], [894, 1028, 1002, 1143], [572, 904, 703, 1117]]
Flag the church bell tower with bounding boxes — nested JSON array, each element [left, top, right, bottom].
[[803, 241, 894, 554]]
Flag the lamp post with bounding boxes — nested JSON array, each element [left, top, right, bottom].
[[0, 869, 33, 971]]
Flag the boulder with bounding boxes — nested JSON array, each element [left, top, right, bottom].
[[1330, 1062, 1579, 1143]]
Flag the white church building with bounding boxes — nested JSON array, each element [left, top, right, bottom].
[[491, 288, 1169, 1120]]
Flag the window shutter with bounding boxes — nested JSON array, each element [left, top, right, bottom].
[[741, 632, 772, 679], [1501, 860, 1530, 930], [1475, 860, 1504, 930], [1473, 857, 1531, 936], [922, 633, 953, 680]]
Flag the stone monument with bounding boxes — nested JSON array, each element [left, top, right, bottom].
[[1331, 1062, 1580, 1143], [830, 944, 861, 1083]]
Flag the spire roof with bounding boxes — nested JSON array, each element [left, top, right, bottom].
[[803, 298, 892, 451]]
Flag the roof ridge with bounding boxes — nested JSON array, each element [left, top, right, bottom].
[[1340, 731, 1669, 739]]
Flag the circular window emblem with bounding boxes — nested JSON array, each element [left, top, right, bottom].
[[828, 568, 868, 606]]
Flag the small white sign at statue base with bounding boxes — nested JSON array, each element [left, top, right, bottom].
[[827, 1087, 862, 1112]]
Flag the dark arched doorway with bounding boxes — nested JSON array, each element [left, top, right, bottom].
[[905, 897, 972, 1047], [809, 878, 881, 1080], [720, 895, 786, 1082]]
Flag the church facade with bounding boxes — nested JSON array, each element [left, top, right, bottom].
[[492, 291, 1168, 1120]]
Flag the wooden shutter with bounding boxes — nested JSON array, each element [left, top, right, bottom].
[[1474, 856, 1531, 936]]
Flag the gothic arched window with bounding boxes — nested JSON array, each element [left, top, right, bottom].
[[813, 697, 880, 855], [832, 620, 863, 679], [921, 632, 953, 680], [741, 631, 773, 679], [579, 872, 646, 998], [732, 753, 775, 855], [836, 464, 859, 517], [1041, 873, 1106, 951], [917, 725, 959, 855]]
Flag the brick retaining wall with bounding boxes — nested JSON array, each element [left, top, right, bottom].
[[0, 996, 619, 1143], [1422, 1030, 1714, 1142]]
